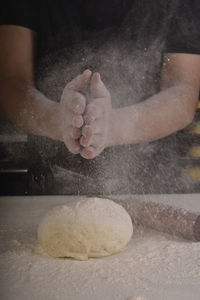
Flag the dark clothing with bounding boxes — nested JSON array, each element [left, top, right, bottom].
[[1, 1, 200, 194], [1, 0, 200, 56]]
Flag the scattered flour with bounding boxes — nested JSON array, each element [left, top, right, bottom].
[[1, 227, 200, 300], [1, 196, 200, 300]]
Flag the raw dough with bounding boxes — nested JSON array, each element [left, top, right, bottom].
[[38, 197, 133, 260]]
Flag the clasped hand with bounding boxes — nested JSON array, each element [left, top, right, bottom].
[[60, 70, 112, 159]]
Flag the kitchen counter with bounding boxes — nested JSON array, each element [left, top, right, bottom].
[[1, 195, 200, 300]]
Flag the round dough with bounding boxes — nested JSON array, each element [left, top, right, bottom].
[[38, 197, 133, 260]]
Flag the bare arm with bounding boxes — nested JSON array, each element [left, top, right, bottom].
[[107, 53, 200, 146], [0, 25, 63, 140], [79, 53, 200, 159], [0, 25, 91, 154]]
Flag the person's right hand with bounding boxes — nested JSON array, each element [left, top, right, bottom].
[[60, 70, 91, 154], [80, 72, 112, 159]]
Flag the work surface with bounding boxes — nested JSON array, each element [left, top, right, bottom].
[[1, 195, 200, 300]]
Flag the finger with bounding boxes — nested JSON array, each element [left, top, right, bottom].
[[66, 69, 92, 93], [81, 120, 104, 143], [84, 101, 105, 124], [81, 125, 93, 140], [80, 135, 90, 147], [80, 146, 103, 159], [81, 133, 106, 148], [71, 94, 86, 114], [67, 138, 81, 154], [90, 72, 109, 99], [63, 90, 86, 114], [70, 127, 81, 139], [72, 115, 84, 128]]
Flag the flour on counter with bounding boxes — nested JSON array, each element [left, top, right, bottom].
[[1, 226, 200, 300], [1, 195, 200, 300]]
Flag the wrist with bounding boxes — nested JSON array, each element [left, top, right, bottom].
[[106, 107, 137, 147], [41, 101, 63, 142], [106, 109, 119, 147]]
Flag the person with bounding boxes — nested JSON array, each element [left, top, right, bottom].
[[0, 0, 200, 194]]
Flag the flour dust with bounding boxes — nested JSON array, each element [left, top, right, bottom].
[[4, 0, 198, 195]]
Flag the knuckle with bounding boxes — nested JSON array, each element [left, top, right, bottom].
[[80, 136, 89, 147], [75, 128, 81, 139], [68, 139, 80, 154], [82, 125, 92, 136], [72, 115, 83, 128], [70, 127, 79, 139], [80, 136, 85, 146], [65, 91, 85, 112], [83, 114, 94, 125]]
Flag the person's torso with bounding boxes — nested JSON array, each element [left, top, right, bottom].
[[35, 0, 172, 106], [30, 0, 177, 193]]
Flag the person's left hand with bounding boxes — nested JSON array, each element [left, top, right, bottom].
[[80, 72, 112, 159]]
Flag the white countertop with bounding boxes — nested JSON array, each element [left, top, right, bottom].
[[1, 195, 200, 300]]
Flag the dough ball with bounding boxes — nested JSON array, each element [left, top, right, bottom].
[[38, 197, 133, 260]]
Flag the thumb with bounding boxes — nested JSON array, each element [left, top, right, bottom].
[[66, 69, 92, 93], [90, 72, 109, 99]]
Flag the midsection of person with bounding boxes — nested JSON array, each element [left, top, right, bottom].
[[0, 0, 200, 194]]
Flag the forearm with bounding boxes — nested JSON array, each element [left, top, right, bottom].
[[107, 83, 198, 146], [0, 77, 62, 141]]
